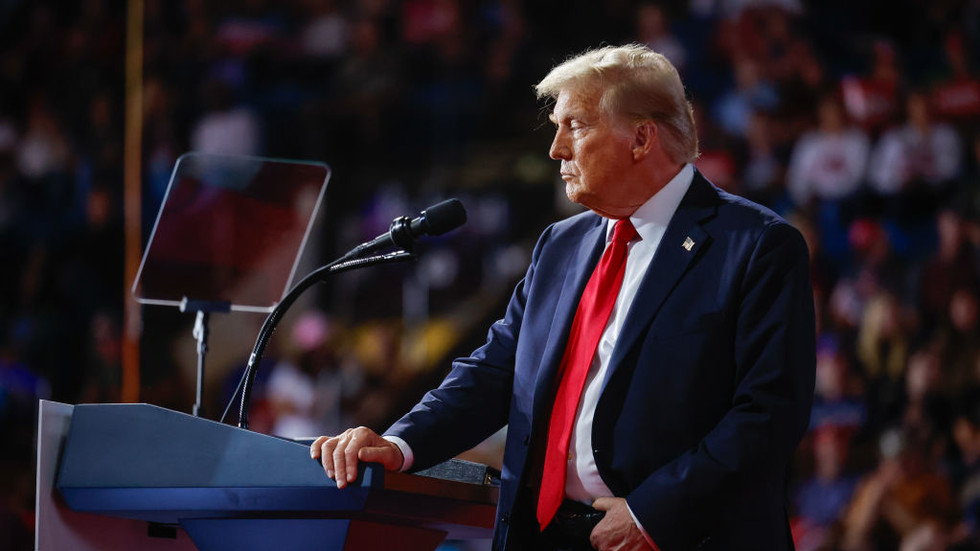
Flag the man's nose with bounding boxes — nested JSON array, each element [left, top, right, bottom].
[[549, 129, 571, 160]]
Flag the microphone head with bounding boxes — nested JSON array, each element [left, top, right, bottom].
[[421, 198, 467, 236]]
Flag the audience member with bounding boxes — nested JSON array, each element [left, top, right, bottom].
[[786, 94, 870, 208], [840, 40, 903, 134], [812, 336, 867, 432], [868, 92, 962, 201], [931, 31, 980, 131], [713, 55, 780, 136], [842, 426, 957, 551], [918, 207, 980, 330], [951, 388, 980, 543], [793, 425, 860, 551], [189, 78, 262, 156]]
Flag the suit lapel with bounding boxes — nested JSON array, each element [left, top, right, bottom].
[[530, 217, 606, 422], [602, 173, 719, 390]]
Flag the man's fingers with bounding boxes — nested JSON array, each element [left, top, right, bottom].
[[312, 427, 393, 488], [319, 437, 339, 478], [344, 432, 360, 483], [333, 431, 352, 488], [310, 435, 329, 459]]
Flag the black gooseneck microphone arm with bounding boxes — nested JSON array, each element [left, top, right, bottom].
[[223, 250, 414, 429], [219, 198, 467, 429]]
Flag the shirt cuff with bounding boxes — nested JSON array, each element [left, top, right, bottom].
[[626, 502, 661, 551], [381, 434, 413, 472]]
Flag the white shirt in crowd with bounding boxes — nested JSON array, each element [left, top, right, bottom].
[[786, 127, 870, 206], [868, 122, 962, 194]]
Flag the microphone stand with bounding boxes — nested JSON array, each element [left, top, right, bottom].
[[218, 249, 416, 429], [180, 298, 231, 418]]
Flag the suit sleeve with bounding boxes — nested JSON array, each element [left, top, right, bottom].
[[384, 225, 553, 471], [625, 221, 816, 550]]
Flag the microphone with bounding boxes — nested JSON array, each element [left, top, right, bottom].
[[227, 198, 466, 428], [344, 198, 467, 259]]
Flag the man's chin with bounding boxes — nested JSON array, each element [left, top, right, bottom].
[[565, 183, 586, 204], [564, 189, 602, 215]]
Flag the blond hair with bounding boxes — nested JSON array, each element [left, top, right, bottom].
[[535, 44, 698, 164]]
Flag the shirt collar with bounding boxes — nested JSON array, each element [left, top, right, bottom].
[[605, 163, 695, 243]]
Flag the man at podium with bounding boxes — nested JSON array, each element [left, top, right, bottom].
[[312, 44, 815, 551]]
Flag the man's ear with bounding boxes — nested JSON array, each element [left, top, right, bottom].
[[632, 121, 657, 161]]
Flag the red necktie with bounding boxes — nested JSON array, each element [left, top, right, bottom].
[[537, 218, 638, 529]]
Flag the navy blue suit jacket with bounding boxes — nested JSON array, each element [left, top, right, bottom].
[[388, 172, 816, 550]]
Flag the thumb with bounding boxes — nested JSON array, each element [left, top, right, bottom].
[[358, 444, 403, 471], [591, 497, 618, 511]]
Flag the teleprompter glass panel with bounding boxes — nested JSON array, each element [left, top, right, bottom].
[[133, 153, 330, 312]]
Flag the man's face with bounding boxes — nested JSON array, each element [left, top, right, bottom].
[[549, 87, 639, 218]]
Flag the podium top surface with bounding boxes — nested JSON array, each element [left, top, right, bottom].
[[56, 403, 497, 528]]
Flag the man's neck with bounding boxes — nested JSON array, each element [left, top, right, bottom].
[[629, 161, 685, 214]]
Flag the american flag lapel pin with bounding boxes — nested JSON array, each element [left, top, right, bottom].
[[682, 236, 695, 251]]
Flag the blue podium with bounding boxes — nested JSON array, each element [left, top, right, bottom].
[[50, 403, 498, 551]]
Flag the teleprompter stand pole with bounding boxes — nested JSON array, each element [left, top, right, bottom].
[[180, 298, 231, 418]]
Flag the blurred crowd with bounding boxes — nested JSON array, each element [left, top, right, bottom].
[[4, 0, 980, 549]]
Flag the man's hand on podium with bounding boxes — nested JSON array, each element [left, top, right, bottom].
[[310, 427, 404, 489]]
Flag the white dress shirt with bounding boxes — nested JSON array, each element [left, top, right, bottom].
[[387, 164, 695, 545], [564, 163, 693, 503]]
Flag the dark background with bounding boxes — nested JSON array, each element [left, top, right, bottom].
[[3, 1, 980, 549]]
